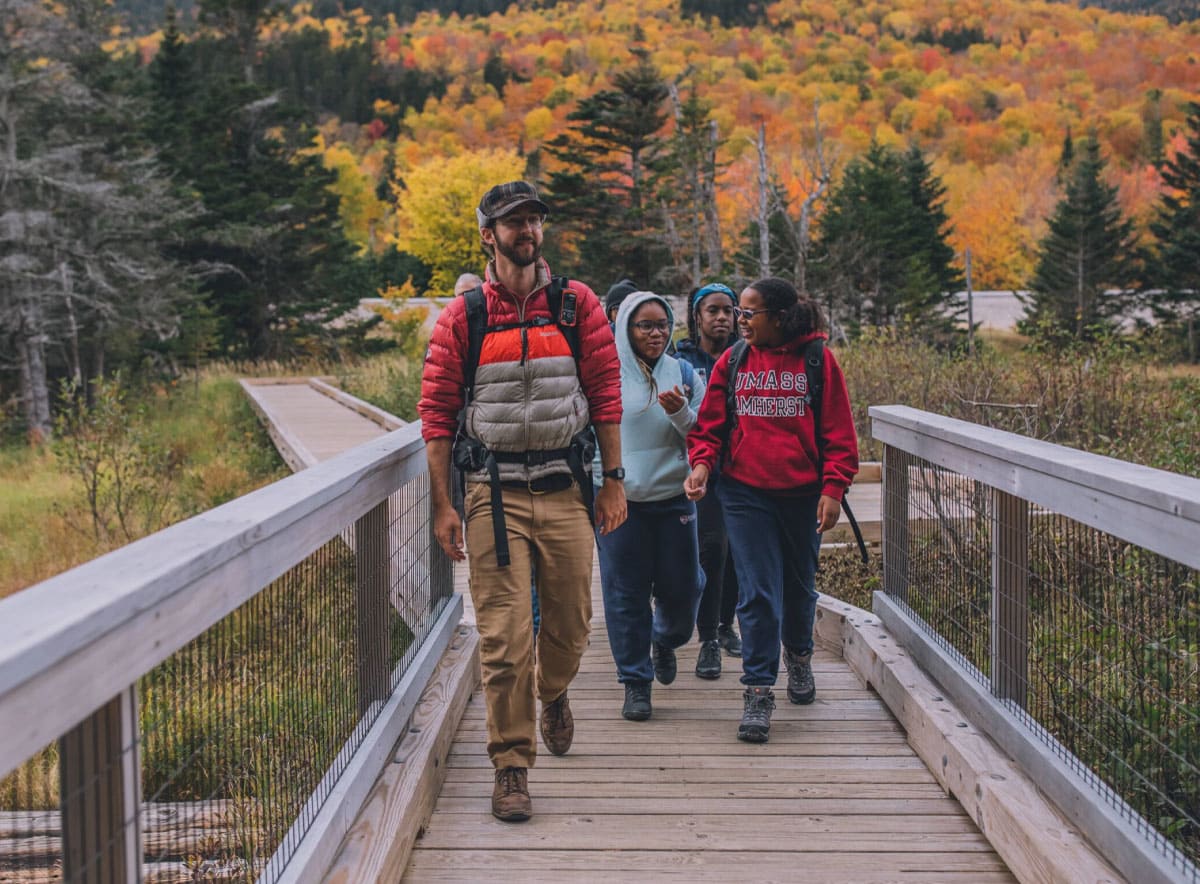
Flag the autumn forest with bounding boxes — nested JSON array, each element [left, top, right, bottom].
[[5, 0, 1200, 440]]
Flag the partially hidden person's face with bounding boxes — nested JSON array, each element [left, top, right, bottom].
[[486, 208, 544, 268], [736, 287, 783, 348], [629, 300, 671, 362], [696, 295, 734, 344]]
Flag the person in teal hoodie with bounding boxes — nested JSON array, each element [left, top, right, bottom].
[[593, 290, 707, 722]]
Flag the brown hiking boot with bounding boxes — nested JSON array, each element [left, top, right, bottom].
[[540, 691, 574, 755], [491, 766, 532, 822]]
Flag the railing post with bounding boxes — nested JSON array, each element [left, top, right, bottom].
[[990, 488, 1029, 706], [882, 444, 910, 603], [356, 500, 392, 713], [59, 687, 141, 884]]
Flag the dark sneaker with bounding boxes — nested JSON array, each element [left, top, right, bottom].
[[695, 639, 722, 679], [784, 648, 816, 705], [737, 687, 775, 743], [492, 766, 532, 822], [652, 641, 677, 685], [622, 682, 652, 721], [717, 624, 742, 657], [540, 691, 574, 755]]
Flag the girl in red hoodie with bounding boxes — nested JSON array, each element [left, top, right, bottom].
[[684, 277, 858, 743]]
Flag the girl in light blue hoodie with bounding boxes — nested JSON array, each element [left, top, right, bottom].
[[593, 291, 707, 722]]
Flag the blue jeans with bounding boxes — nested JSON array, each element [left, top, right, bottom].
[[717, 477, 821, 686], [595, 493, 705, 684]]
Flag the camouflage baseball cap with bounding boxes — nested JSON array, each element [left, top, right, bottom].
[[475, 181, 550, 228]]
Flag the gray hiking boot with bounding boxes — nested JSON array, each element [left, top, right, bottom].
[[784, 648, 815, 705], [737, 686, 776, 743]]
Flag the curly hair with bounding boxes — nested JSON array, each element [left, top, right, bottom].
[[747, 277, 826, 340]]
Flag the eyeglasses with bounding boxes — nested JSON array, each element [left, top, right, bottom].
[[632, 319, 671, 334], [496, 214, 544, 230], [734, 307, 772, 321]]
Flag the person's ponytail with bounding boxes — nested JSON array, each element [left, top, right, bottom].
[[749, 277, 826, 339]]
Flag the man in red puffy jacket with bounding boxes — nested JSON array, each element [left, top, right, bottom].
[[419, 181, 626, 822]]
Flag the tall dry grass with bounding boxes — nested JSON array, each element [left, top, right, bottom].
[[839, 330, 1200, 477], [0, 375, 287, 600]]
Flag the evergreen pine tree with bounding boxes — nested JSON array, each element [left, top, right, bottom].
[[901, 144, 964, 326], [147, 11, 367, 358], [543, 51, 671, 287], [1150, 102, 1200, 361], [1057, 127, 1075, 184], [1025, 138, 1140, 342], [813, 142, 962, 338]]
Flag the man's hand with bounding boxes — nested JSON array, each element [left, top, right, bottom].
[[684, 464, 710, 501], [594, 480, 627, 536], [657, 385, 686, 415], [816, 494, 842, 534], [432, 502, 466, 561]]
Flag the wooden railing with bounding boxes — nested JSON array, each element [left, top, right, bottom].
[[0, 421, 456, 882], [870, 405, 1200, 884]]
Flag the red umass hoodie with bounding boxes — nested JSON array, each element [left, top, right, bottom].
[[687, 331, 859, 500]]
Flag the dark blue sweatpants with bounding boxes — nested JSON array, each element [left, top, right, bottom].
[[595, 493, 705, 684], [717, 477, 821, 686]]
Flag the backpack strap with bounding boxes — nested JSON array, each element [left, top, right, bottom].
[[678, 355, 695, 393], [802, 338, 826, 455], [801, 338, 868, 564], [462, 285, 488, 401], [545, 276, 581, 360], [720, 339, 750, 452]]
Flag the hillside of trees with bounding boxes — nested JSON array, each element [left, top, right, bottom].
[[126, 0, 1198, 291], [4, 0, 1200, 442]]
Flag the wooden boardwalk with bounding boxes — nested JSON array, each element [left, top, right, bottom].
[[241, 379, 1015, 883], [402, 567, 1015, 883], [240, 377, 402, 469]]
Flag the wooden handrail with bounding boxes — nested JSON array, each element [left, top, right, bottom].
[[869, 404, 1200, 569], [0, 423, 426, 780]]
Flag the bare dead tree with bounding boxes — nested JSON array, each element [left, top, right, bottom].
[[663, 80, 724, 290], [754, 121, 771, 278], [779, 100, 837, 295], [1, 0, 198, 441]]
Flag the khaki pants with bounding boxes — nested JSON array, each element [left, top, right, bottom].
[[465, 480, 594, 769]]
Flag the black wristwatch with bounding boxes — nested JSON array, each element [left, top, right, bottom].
[[601, 467, 626, 481]]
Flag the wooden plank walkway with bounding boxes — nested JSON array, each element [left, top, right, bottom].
[[403, 566, 1016, 883], [241, 379, 1015, 882], [240, 377, 401, 469]]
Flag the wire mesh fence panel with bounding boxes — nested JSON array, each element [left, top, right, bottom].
[[880, 446, 1200, 879], [137, 534, 360, 883], [1021, 515, 1199, 878], [883, 449, 993, 677], [0, 469, 446, 882], [0, 742, 63, 882]]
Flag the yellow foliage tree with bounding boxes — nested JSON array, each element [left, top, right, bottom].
[[323, 145, 386, 253], [391, 148, 525, 295]]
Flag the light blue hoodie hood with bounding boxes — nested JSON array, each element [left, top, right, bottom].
[[593, 291, 706, 502]]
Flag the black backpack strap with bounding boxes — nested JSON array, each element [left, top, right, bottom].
[[462, 285, 488, 399], [803, 338, 868, 564], [546, 276, 581, 360], [720, 339, 749, 453], [802, 338, 826, 451]]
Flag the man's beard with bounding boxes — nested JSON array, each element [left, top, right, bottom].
[[496, 237, 541, 267]]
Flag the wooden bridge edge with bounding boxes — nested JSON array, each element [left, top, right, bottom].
[[814, 598, 1124, 884], [322, 622, 481, 884]]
